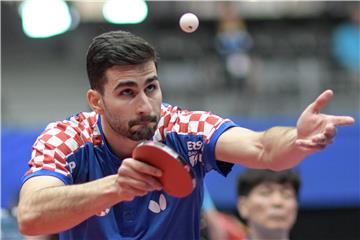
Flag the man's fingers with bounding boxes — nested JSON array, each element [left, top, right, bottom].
[[311, 133, 327, 144], [119, 167, 162, 191], [324, 123, 336, 139], [119, 159, 163, 190], [311, 89, 333, 113], [122, 158, 162, 177], [327, 115, 355, 126], [120, 184, 148, 200], [120, 177, 159, 192], [310, 133, 334, 145], [295, 139, 326, 150]]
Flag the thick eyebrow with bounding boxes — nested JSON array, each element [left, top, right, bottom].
[[112, 75, 158, 93], [144, 75, 159, 85]]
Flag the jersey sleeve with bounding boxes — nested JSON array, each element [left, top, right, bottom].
[[155, 104, 238, 176], [22, 112, 99, 185]]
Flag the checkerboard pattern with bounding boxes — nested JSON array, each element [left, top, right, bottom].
[[25, 105, 229, 177], [25, 112, 101, 177], [155, 104, 230, 143]]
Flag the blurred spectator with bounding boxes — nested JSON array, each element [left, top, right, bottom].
[[215, 2, 253, 90], [332, 4, 360, 85], [236, 169, 301, 240], [201, 185, 246, 240]]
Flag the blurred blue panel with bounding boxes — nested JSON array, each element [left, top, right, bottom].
[[298, 124, 360, 208], [1, 129, 41, 209]]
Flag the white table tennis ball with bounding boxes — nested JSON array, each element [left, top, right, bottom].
[[179, 13, 199, 33]]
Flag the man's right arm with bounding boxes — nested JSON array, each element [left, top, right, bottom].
[[17, 158, 163, 236], [17, 175, 121, 235]]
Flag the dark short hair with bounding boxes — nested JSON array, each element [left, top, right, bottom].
[[86, 30, 159, 94], [237, 169, 301, 198]]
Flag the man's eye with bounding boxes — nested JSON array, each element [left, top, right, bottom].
[[259, 190, 271, 197], [120, 89, 134, 96], [146, 84, 157, 93], [256, 187, 271, 196], [281, 190, 295, 199]]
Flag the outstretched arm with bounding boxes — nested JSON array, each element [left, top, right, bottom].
[[215, 90, 355, 170]]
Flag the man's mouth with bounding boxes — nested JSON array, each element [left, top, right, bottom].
[[129, 116, 158, 128]]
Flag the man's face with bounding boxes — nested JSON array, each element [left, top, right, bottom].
[[100, 61, 162, 141], [239, 182, 298, 233]]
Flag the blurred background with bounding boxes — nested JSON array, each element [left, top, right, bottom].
[[1, 0, 359, 239]]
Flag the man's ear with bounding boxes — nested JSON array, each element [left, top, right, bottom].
[[237, 197, 249, 219], [87, 89, 104, 114]]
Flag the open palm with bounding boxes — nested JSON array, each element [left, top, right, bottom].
[[296, 90, 355, 151]]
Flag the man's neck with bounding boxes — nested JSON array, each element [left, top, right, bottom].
[[100, 115, 139, 159], [248, 227, 289, 240]]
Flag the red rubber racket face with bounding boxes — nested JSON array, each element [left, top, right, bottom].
[[132, 141, 196, 198]]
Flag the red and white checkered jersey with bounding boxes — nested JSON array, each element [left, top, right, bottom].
[[25, 103, 233, 179]]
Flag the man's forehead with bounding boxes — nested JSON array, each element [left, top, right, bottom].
[[254, 181, 294, 190], [108, 61, 155, 73], [105, 62, 157, 82]]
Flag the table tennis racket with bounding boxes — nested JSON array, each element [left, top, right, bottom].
[[132, 141, 196, 198]]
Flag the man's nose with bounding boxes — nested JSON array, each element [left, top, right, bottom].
[[136, 92, 152, 115], [270, 192, 285, 206]]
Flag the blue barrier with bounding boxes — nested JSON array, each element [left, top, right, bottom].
[[1, 129, 41, 209]]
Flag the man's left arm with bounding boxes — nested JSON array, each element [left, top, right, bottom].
[[215, 90, 355, 171]]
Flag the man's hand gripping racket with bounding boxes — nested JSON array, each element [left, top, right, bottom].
[[132, 141, 196, 198]]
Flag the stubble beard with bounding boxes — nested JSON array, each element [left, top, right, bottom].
[[104, 108, 159, 141]]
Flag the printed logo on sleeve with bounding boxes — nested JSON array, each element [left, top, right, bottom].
[[187, 141, 203, 167], [68, 161, 76, 173]]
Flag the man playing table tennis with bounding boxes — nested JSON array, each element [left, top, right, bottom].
[[17, 31, 354, 240]]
